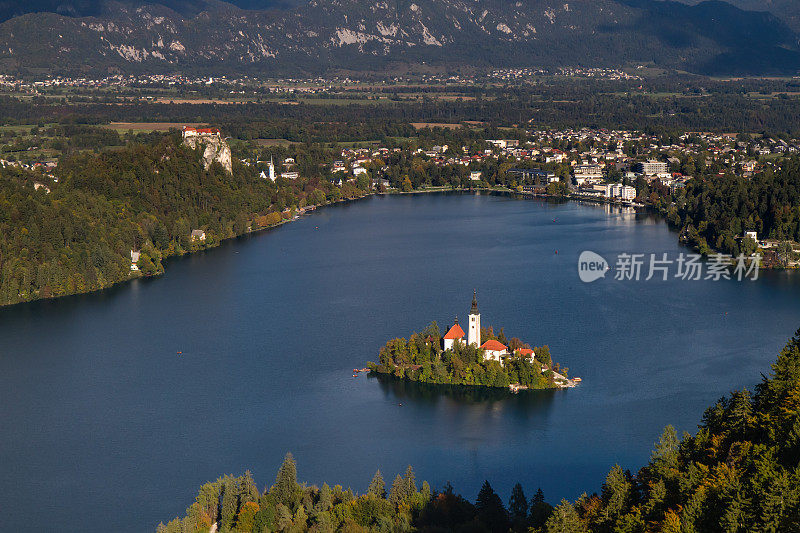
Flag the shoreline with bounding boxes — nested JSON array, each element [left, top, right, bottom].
[[368, 369, 576, 396], [2, 185, 785, 310], [370, 367, 578, 393], [0, 192, 374, 310]]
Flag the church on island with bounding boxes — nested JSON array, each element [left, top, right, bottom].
[[368, 291, 578, 390], [442, 291, 530, 365]]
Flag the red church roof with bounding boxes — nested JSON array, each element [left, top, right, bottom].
[[182, 126, 220, 135], [443, 323, 465, 340], [516, 348, 534, 356], [480, 339, 508, 352]]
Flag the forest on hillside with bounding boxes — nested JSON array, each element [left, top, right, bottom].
[[158, 329, 800, 532], [655, 159, 800, 262], [0, 134, 369, 306]]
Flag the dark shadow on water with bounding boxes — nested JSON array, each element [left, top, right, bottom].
[[0, 278, 143, 323], [370, 372, 561, 409]]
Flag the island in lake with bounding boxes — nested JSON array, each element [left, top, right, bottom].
[[368, 292, 577, 391]]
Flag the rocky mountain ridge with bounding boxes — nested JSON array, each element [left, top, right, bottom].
[[0, 0, 798, 77]]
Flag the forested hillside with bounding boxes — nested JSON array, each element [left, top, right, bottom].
[[0, 134, 368, 306], [159, 329, 800, 532], [659, 159, 800, 259]]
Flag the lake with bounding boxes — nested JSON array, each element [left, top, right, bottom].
[[1, 192, 799, 532]]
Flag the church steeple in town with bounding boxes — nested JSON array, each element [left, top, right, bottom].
[[471, 290, 478, 314], [268, 155, 275, 181]]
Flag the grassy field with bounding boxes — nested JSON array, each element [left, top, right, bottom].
[[254, 138, 298, 147], [151, 97, 256, 104], [410, 121, 487, 130], [292, 97, 388, 106], [0, 124, 36, 133]]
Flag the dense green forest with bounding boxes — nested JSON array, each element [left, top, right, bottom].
[[0, 134, 369, 306], [369, 322, 562, 389], [655, 160, 800, 263], [159, 329, 800, 532]]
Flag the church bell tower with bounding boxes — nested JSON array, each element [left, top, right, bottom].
[[468, 290, 481, 347]]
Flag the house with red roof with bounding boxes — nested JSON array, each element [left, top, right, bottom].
[[480, 339, 508, 364], [515, 348, 534, 358]]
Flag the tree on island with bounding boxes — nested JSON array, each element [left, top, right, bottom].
[[480, 325, 508, 345], [372, 322, 555, 389]]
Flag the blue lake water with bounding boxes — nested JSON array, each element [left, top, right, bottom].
[[1, 192, 799, 532]]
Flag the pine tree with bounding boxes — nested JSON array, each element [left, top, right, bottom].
[[219, 475, 240, 532], [758, 469, 790, 532], [725, 389, 754, 438], [421, 480, 432, 503], [403, 465, 416, 496], [275, 503, 293, 531], [367, 470, 386, 498], [650, 425, 680, 478], [240, 470, 260, 505], [388, 474, 406, 507], [316, 483, 333, 512], [475, 480, 509, 533], [600, 465, 631, 523], [756, 327, 800, 406], [719, 481, 750, 533], [545, 499, 587, 533], [529, 488, 553, 529], [508, 483, 528, 527], [272, 453, 299, 508]]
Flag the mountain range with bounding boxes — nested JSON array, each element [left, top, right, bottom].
[[675, 0, 800, 33], [1, 0, 799, 78]]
